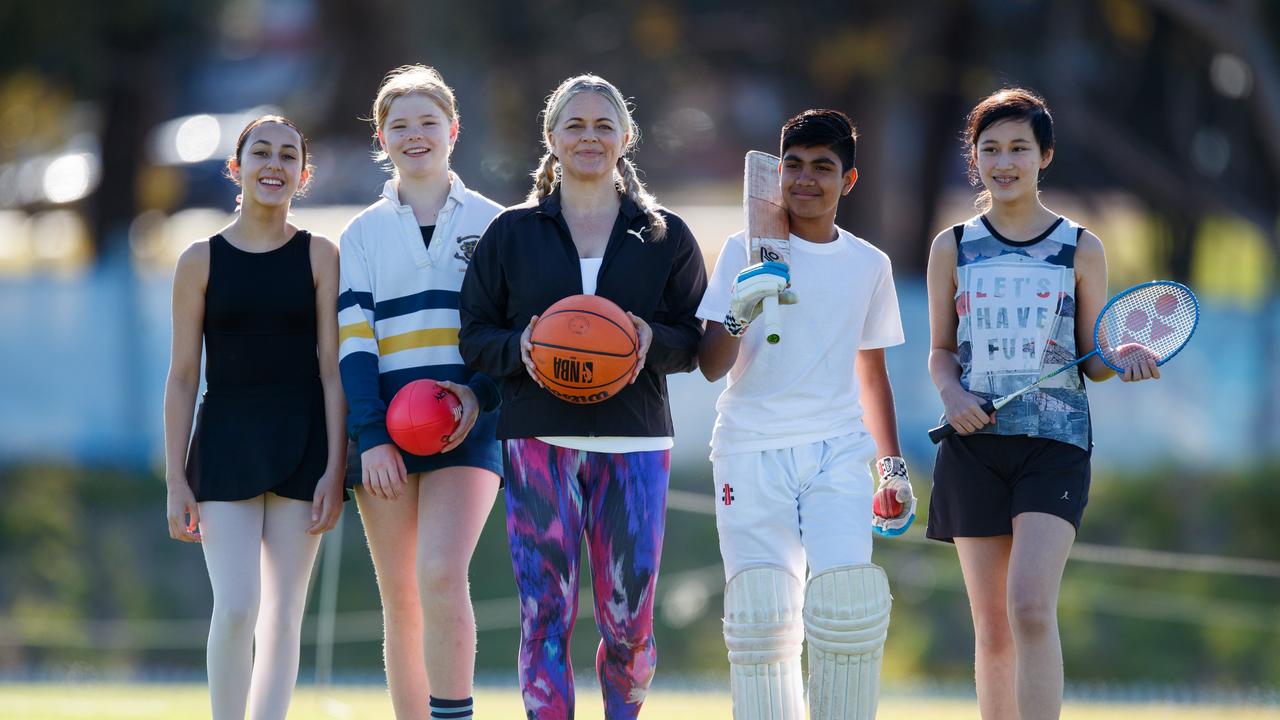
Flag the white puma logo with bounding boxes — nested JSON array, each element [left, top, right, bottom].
[[1060, 491, 1070, 501], [627, 228, 647, 242]]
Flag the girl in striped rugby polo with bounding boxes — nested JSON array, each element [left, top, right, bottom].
[[337, 65, 502, 720]]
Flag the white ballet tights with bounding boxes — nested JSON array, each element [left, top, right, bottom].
[[200, 493, 322, 720]]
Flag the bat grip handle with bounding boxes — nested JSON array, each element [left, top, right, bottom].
[[927, 399, 997, 444], [761, 294, 781, 345]]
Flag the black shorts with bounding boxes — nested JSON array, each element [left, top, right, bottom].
[[926, 433, 1091, 543]]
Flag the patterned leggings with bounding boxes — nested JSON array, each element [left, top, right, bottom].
[[505, 438, 670, 720]]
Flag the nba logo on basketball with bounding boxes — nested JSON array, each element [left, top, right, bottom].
[[552, 358, 593, 384], [529, 295, 639, 405]]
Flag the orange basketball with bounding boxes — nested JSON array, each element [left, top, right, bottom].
[[529, 295, 639, 404]]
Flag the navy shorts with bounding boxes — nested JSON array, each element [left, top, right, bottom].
[[926, 433, 1091, 543], [344, 409, 503, 490]]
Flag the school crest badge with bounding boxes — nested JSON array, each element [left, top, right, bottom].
[[454, 235, 480, 267]]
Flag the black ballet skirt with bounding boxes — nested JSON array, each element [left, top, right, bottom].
[[185, 230, 334, 503]]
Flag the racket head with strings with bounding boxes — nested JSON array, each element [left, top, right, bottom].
[[1093, 280, 1199, 373], [928, 280, 1200, 444]]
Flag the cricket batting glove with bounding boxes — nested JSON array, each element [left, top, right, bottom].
[[724, 261, 790, 337], [871, 456, 916, 538]]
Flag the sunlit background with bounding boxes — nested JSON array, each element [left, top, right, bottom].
[[0, 0, 1276, 712]]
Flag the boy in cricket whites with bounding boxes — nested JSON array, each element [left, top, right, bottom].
[[697, 109, 914, 720]]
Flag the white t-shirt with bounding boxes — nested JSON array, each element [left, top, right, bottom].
[[579, 257, 604, 296], [696, 228, 905, 458]]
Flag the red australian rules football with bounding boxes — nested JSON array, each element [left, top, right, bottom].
[[386, 379, 462, 456]]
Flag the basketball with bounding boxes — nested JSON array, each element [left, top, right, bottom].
[[873, 486, 903, 518], [386, 379, 462, 456], [529, 294, 639, 404]]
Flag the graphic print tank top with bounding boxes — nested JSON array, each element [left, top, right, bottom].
[[954, 215, 1090, 450]]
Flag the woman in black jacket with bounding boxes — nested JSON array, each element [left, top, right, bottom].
[[459, 74, 706, 720]]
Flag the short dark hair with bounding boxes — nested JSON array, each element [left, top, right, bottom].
[[780, 109, 857, 172], [963, 88, 1054, 186]]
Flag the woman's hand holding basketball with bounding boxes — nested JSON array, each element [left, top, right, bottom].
[[437, 380, 479, 452], [520, 315, 546, 388], [166, 480, 201, 542], [626, 312, 652, 384], [362, 443, 407, 500]]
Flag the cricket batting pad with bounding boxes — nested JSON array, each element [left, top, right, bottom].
[[804, 564, 892, 720], [723, 565, 806, 720]]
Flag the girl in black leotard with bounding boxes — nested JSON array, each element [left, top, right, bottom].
[[162, 115, 345, 720]]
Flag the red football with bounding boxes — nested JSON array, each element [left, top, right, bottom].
[[386, 379, 462, 456], [873, 486, 903, 518]]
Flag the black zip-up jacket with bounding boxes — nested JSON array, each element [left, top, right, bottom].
[[459, 189, 708, 440]]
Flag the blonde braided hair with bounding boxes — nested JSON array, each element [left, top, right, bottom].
[[527, 75, 667, 242], [528, 151, 559, 202]]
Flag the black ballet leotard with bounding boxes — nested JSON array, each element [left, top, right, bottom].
[[186, 230, 330, 502]]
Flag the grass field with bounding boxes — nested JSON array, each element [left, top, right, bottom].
[[0, 684, 1275, 719]]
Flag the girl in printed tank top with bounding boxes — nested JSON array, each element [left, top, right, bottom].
[[924, 89, 1160, 720], [163, 116, 345, 720]]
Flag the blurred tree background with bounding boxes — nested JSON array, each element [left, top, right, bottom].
[[5, 0, 1276, 276], [0, 0, 1277, 696]]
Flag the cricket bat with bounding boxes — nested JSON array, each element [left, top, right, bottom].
[[744, 150, 791, 345]]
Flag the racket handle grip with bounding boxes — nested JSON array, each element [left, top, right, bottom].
[[927, 399, 997, 444], [762, 294, 781, 345]]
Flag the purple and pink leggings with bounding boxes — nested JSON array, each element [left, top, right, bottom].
[[504, 438, 670, 720]]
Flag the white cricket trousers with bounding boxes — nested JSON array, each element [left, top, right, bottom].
[[713, 432, 876, 580]]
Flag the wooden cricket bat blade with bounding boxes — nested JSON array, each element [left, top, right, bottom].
[[744, 151, 788, 344]]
